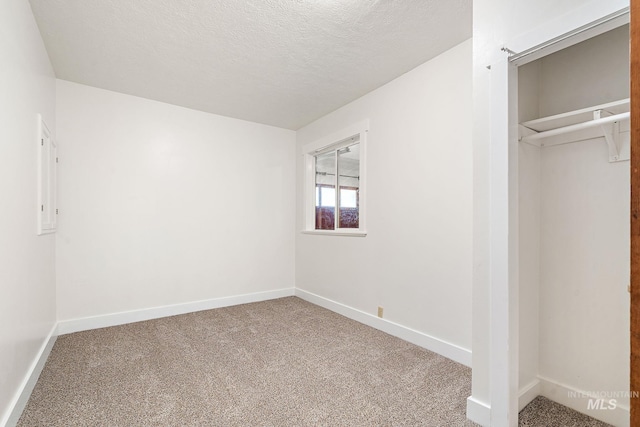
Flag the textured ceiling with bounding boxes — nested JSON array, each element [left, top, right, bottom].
[[29, 0, 471, 130]]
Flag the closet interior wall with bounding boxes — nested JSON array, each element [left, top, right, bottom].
[[518, 24, 630, 421]]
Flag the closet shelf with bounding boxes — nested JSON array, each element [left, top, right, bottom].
[[519, 98, 630, 162], [521, 99, 629, 132]]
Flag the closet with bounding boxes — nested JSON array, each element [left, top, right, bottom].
[[517, 24, 630, 426]]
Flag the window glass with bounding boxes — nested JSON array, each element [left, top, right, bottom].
[[338, 143, 359, 228], [313, 142, 360, 230], [340, 189, 357, 208], [319, 187, 335, 207], [315, 151, 336, 230]]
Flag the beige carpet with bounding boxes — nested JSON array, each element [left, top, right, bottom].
[[519, 396, 611, 427], [17, 297, 609, 426]]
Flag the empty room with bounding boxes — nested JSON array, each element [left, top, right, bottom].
[[1, 0, 634, 426]]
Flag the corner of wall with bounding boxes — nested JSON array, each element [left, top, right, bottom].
[[1, 326, 58, 427]]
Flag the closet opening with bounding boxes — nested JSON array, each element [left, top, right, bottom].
[[516, 23, 630, 426]]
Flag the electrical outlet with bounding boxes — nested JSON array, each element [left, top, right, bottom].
[[377, 306, 383, 318]]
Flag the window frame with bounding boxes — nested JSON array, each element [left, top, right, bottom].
[[302, 120, 368, 237]]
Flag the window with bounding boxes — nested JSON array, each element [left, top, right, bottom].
[[303, 120, 367, 236], [37, 115, 57, 235]]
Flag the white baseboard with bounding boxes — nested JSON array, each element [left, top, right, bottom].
[[538, 375, 630, 427], [294, 288, 472, 367], [1, 324, 58, 427], [466, 396, 491, 426], [518, 379, 541, 411], [57, 288, 295, 335]]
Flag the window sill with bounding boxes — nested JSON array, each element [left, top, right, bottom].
[[301, 230, 367, 237]]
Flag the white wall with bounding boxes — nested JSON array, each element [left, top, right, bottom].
[[0, 1, 57, 424], [55, 80, 296, 321], [471, 0, 629, 424], [539, 138, 629, 405], [517, 143, 541, 401], [537, 25, 629, 117], [295, 41, 473, 356]]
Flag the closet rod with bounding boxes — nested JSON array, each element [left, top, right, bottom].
[[508, 7, 629, 64], [521, 112, 629, 142]]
